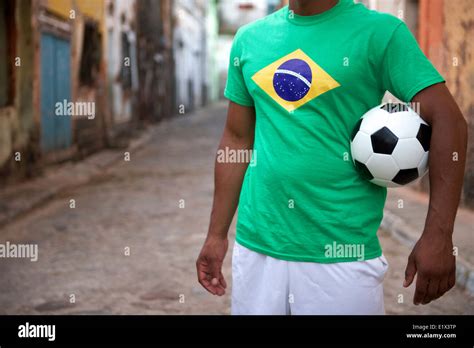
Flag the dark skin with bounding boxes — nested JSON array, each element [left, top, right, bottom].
[[196, 0, 468, 305], [406, 83, 466, 304], [196, 102, 255, 296], [288, 0, 339, 15]]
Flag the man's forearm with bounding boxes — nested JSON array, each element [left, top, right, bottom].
[[415, 88, 468, 237], [207, 133, 253, 240], [404, 85, 466, 303], [425, 118, 467, 236]]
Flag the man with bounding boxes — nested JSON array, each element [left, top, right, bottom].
[[196, 0, 467, 314]]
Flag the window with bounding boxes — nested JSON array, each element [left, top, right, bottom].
[[79, 21, 102, 86]]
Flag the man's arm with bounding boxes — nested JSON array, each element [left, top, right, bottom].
[[404, 82, 468, 304], [196, 101, 255, 296]]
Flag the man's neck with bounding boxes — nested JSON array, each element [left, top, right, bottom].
[[289, 0, 340, 16]]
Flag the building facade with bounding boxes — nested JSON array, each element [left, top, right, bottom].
[[136, 0, 174, 123], [0, 0, 36, 182], [44, 0, 109, 159], [0, 0, 174, 185], [173, 0, 208, 112]]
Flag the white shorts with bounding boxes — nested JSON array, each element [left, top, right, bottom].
[[231, 241, 388, 315]]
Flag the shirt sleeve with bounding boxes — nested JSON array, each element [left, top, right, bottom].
[[224, 30, 255, 107], [380, 21, 445, 102]]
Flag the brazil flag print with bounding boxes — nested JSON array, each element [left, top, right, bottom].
[[252, 49, 340, 112]]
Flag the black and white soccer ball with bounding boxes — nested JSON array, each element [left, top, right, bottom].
[[351, 103, 431, 187]]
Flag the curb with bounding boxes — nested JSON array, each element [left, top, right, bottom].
[[381, 209, 474, 296], [0, 127, 155, 228]]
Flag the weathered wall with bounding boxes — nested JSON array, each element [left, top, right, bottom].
[[43, 0, 108, 158], [16, 0, 35, 147], [174, 0, 207, 111], [105, 0, 138, 128], [443, 0, 474, 207], [206, 0, 219, 103], [0, 0, 37, 183], [136, 0, 174, 122], [45, 0, 105, 30], [419, 0, 473, 207], [0, 107, 16, 171]]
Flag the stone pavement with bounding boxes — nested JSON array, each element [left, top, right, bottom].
[[0, 101, 472, 315], [382, 187, 474, 294], [0, 128, 154, 228], [0, 103, 233, 315]]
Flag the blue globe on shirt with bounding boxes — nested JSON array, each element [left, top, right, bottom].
[[273, 58, 313, 101]]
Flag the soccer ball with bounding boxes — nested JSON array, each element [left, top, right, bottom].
[[350, 103, 431, 187]]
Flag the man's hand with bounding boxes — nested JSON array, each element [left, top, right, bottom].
[[196, 236, 228, 296], [404, 231, 456, 305]]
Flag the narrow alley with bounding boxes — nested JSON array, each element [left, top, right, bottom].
[[0, 102, 472, 315]]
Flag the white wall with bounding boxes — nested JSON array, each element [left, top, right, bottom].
[[105, 0, 138, 124], [174, 0, 207, 110], [216, 35, 234, 97], [206, 0, 220, 102], [219, 0, 268, 33]]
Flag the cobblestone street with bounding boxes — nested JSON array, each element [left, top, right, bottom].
[[0, 102, 472, 315]]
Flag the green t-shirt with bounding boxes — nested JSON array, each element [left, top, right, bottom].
[[224, 0, 444, 263]]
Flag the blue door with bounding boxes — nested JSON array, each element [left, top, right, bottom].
[[40, 33, 72, 152]]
